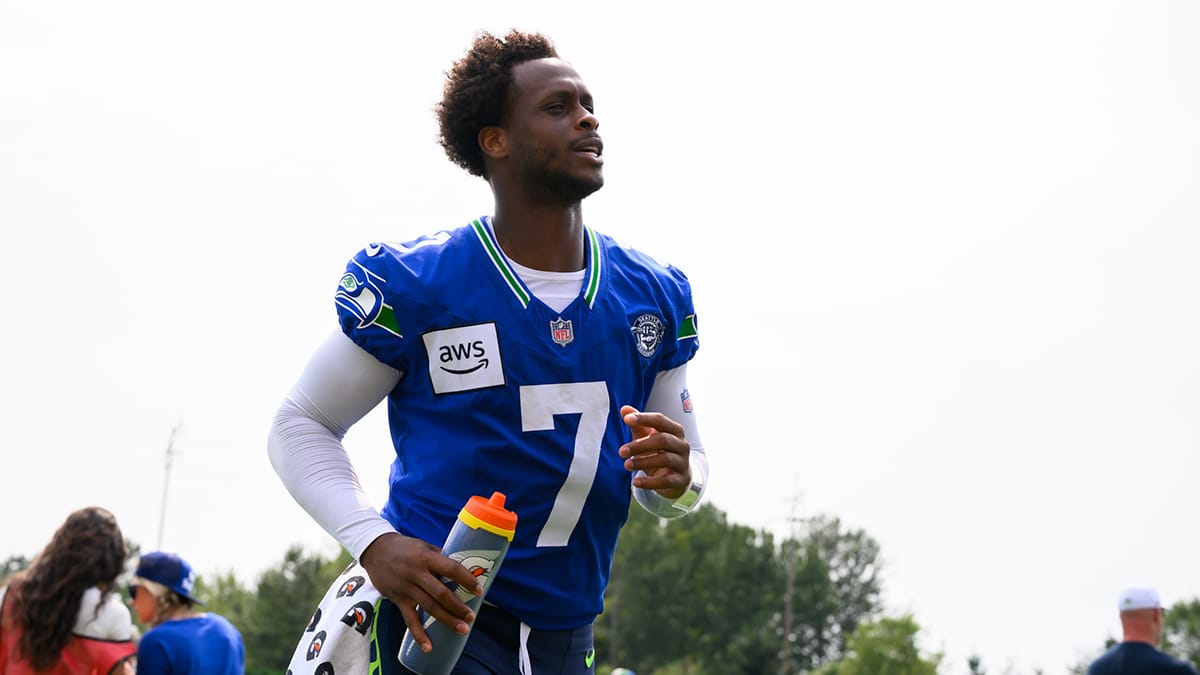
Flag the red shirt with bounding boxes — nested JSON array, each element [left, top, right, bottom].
[[0, 586, 136, 675]]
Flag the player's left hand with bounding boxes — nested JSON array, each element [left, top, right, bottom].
[[619, 404, 690, 500]]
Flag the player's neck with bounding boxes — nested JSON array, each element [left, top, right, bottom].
[[490, 203, 586, 272], [1122, 629, 1159, 646], [155, 606, 202, 625]]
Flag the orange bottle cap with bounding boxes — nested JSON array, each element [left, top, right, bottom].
[[460, 491, 518, 539]]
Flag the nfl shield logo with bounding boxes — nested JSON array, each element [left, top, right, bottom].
[[550, 317, 574, 346]]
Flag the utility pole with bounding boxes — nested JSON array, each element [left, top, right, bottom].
[[780, 487, 804, 675], [781, 534, 795, 675], [157, 422, 181, 550]]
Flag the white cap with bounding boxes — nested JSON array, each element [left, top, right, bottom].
[[1118, 586, 1163, 612]]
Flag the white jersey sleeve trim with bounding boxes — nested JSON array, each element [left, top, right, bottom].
[[631, 364, 709, 519], [267, 331, 403, 559]]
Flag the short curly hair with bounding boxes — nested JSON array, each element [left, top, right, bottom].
[[436, 30, 558, 178]]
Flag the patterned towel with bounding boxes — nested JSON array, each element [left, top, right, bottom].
[[286, 561, 403, 675]]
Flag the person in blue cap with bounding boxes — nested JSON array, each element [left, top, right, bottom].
[[129, 551, 245, 674]]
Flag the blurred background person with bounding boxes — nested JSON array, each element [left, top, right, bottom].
[[128, 551, 244, 674], [1087, 586, 1199, 675], [0, 505, 137, 674]]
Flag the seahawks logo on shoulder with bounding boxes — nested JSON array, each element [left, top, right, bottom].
[[335, 262, 402, 337]]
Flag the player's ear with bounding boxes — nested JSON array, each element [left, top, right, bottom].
[[479, 126, 507, 159]]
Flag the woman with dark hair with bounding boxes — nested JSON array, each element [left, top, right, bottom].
[[0, 505, 137, 674]]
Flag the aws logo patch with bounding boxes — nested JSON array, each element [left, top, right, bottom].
[[422, 323, 505, 394]]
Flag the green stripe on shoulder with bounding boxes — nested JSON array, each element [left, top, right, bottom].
[[374, 304, 402, 337], [677, 314, 698, 340]]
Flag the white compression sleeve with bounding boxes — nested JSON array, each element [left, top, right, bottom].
[[267, 331, 403, 559], [631, 364, 709, 519]]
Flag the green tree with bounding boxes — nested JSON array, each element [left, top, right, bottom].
[[192, 544, 350, 674], [1164, 598, 1200, 667], [597, 504, 883, 675], [811, 614, 941, 675], [778, 515, 884, 672], [194, 570, 255, 636], [964, 655, 1045, 675], [118, 539, 141, 599], [1, 554, 30, 582], [598, 503, 782, 675], [249, 545, 352, 673]]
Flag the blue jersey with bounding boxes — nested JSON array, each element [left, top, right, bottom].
[[334, 217, 699, 629], [137, 613, 245, 674]]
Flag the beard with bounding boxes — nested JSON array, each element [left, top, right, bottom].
[[517, 146, 604, 204]]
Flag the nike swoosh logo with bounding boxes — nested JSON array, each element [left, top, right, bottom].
[[440, 359, 489, 375], [365, 243, 382, 256], [585, 649, 594, 668]]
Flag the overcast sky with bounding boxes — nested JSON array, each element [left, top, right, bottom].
[[2, 2, 1198, 673]]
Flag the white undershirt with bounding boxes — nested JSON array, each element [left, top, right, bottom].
[[505, 258, 584, 314], [268, 261, 708, 559]]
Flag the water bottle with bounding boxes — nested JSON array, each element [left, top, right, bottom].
[[399, 491, 517, 675]]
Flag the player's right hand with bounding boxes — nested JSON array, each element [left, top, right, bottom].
[[359, 532, 484, 653]]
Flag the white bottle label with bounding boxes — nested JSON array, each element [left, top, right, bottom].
[[448, 549, 502, 601]]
